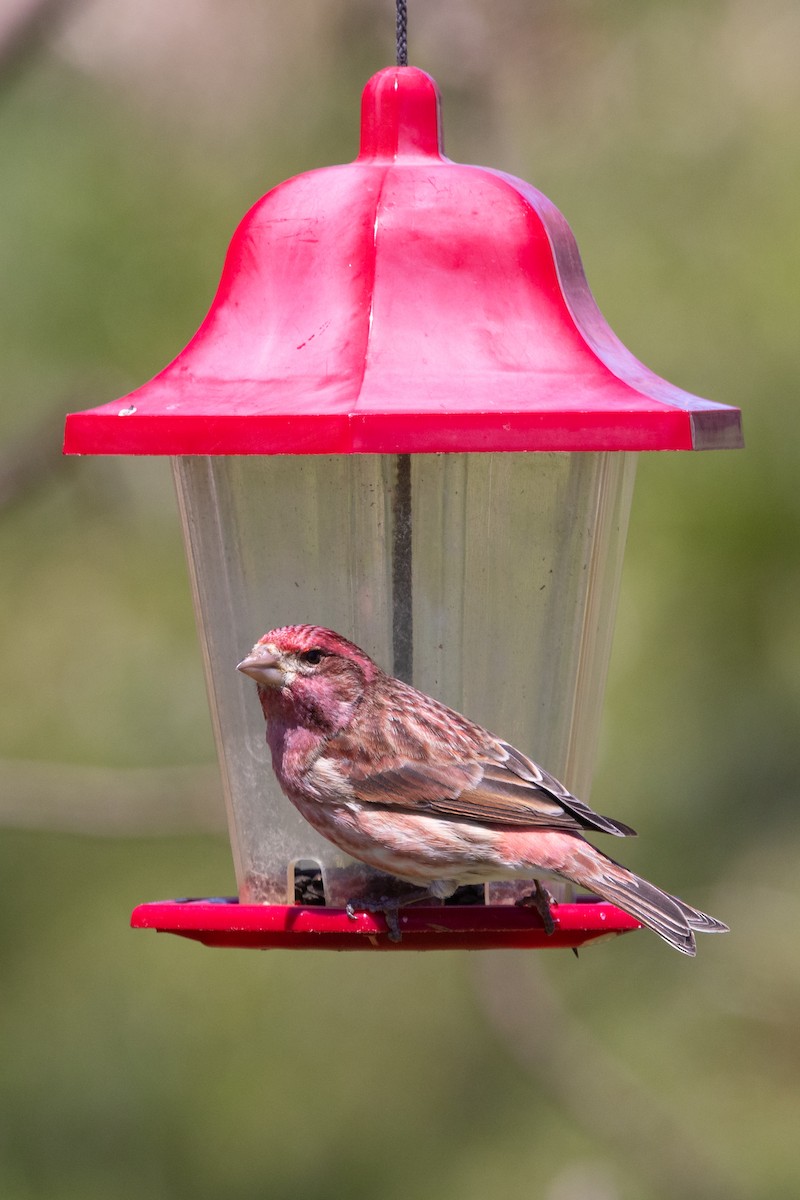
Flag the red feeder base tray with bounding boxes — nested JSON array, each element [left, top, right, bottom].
[[130, 897, 640, 951]]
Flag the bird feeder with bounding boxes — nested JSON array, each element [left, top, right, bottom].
[[63, 64, 742, 952]]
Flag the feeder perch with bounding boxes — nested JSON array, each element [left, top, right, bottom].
[[64, 66, 742, 952]]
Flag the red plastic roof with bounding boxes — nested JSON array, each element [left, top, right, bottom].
[[64, 67, 742, 456]]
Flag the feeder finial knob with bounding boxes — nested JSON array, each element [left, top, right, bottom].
[[358, 66, 444, 163]]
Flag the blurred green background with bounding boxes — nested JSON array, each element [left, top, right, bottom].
[[1, 2, 798, 1198]]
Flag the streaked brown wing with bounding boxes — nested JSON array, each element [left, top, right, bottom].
[[326, 681, 636, 837], [494, 741, 636, 837], [341, 751, 632, 835]]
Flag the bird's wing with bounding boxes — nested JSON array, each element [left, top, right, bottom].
[[325, 735, 635, 837], [494, 741, 636, 837]]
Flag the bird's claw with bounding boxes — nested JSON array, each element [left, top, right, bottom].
[[345, 896, 404, 942], [516, 880, 557, 936]]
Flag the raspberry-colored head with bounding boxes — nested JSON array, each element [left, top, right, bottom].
[[237, 624, 380, 733]]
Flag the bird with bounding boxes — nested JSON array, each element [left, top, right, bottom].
[[237, 624, 727, 955]]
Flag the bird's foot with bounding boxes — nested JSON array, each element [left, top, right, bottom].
[[345, 896, 406, 941], [345, 887, 437, 943], [516, 879, 557, 936]]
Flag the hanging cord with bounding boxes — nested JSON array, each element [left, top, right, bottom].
[[392, 455, 413, 683], [391, 1, 412, 682], [396, 0, 408, 66]]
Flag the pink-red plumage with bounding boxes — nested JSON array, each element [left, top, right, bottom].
[[237, 624, 727, 955]]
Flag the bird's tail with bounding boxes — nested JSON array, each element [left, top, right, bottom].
[[565, 856, 728, 956]]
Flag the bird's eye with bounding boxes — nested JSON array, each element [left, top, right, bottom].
[[300, 649, 324, 665]]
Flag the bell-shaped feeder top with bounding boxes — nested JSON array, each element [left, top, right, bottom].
[[64, 67, 742, 454]]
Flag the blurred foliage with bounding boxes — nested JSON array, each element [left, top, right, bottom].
[[1, 2, 799, 1198]]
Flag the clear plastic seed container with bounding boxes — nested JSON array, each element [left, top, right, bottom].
[[173, 450, 637, 906]]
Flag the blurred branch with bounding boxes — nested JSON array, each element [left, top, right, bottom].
[[472, 954, 748, 1200], [0, 759, 225, 835], [0, 0, 78, 88]]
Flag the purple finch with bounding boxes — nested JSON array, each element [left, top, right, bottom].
[[237, 624, 727, 955]]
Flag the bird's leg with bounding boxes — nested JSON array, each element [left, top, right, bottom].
[[345, 884, 441, 943], [516, 879, 557, 936]]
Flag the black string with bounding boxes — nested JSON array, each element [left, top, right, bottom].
[[396, 0, 408, 66], [392, 2, 411, 681], [392, 455, 413, 683]]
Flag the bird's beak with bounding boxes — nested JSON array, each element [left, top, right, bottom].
[[236, 650, 286, 689]]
